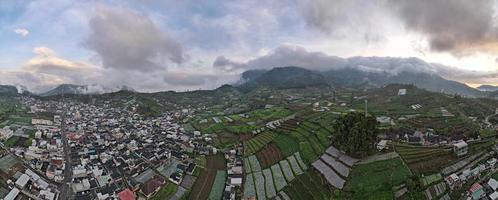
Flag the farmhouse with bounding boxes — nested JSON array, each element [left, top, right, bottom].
[[398, 89, 407, 95], [469, 183, 485, 200], [453, 141, 468, 157]]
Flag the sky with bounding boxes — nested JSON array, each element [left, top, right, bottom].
[[1, 0, 498, 93]]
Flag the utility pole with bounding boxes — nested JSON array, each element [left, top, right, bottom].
[[365, 99, 368, 117]]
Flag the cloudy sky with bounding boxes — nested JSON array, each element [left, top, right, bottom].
[[1, 0, 498, 93]]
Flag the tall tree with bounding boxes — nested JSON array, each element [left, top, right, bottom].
[[333, 112, 378, 158]]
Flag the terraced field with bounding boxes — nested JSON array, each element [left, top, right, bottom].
[[256, 143, 283, 168], [243, 131, 277, 156], [286, 121, 332, 163], [395, 144, 455, 174], [283, 171, 332, 200], [273, 134, 299, 157], [340, 158, 412, 200]]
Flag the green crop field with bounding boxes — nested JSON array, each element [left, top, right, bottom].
[[273, 134, 299, 157], [208, 170, 227, 200], [243, 131, 277, 156], [283, 171, 332, 200], [151, 182, 178, 200], [339, 158, 412, 200], [396, 144, 455, 174]]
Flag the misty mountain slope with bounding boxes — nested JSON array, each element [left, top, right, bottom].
[[478, 85, 498, 92], [237, 66, 329, 92], [0, 85, 21, 96], [41, 84, 89, 96], [322, 68, 483, 97], [40, 84, 136, 96]]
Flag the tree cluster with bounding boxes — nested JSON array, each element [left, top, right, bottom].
[[333, 112, 378, 158]]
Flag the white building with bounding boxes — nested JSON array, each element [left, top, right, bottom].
[[453, 141, 468, 157], [0, 127, 13, 140]]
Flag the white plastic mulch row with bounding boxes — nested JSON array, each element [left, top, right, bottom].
[[254, 171, 266, 200], [263, 168, 277, 198], [243, 174, 256, 199], [294, 152, 308, 170], [279, 160, 295, 182], [287, 154, 304, 175], [271, 163, 287, 191], [249, 155, 262, 172]]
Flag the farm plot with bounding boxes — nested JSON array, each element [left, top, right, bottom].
[[295, 127, 325, 154], [340, 158, 412, 200], [243, 174, 256, 199], [283, 171, 332, 200], [287, 154, 304, 176], [288, 130, 319, 163], [188, 155, 226, 200], [294, 152, 308, 170], [273, 134, 299, 157], [244, 131, 277, 156], [256, 143, 283, 168], [208, 170, 227, 200], [271, 164, 287, 191], [279, 160, 295, 182], [263, 168, 277, 198], [396, 144, 455, 174], [254, 171, 266, 200], [248, 155, 261, 172], [243, 157, 251, 172]]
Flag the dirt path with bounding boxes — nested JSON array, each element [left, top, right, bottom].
[[357, 152, 399, 165]]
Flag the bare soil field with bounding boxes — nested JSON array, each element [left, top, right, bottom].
[[188, 154, 226, 200], [256, 143, 283, 169]]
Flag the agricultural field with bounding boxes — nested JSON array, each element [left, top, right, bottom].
[[339, 157, 412, 200], [188, 155, 226, 200], [244, 154, 306, 199], [395, 144, 455, 174], [256, 143, 283, 168], [283, 170, 332, 200], [151, 182, 178, 200], [398, 116, 479, 137], [243, 131, 277, 156], [208, 170, 226, 200], [273, 134, 299, 157], [287, 123, 330, 163], [192, 106, 292, 136]]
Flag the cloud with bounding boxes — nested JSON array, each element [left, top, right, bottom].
[[216, 45, 498, 85], [84, 6, 186, 71], [163, 71, 236, 87], [23, 47, 100, 83], [391, 0, 498, 55], [14, 28, 29, 37], [214, 45, 346, 71], [299, 0, 390, 43]]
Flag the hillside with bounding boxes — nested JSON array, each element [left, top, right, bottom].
[[323, 68, 482, 97], [237, 66, 329, 92]]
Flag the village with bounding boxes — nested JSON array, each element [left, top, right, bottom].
[[0, 85, 498, 200]]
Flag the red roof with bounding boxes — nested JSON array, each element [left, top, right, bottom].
[[469, 183, 483, 193], [118, 188, 136, 200]]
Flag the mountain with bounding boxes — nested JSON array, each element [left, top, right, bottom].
[[236, 64, 482, 97], [477, 85, 498, 92], [0, 85, 21, 95], [41, 84, 89, 96], [323, 68, 483, 97], [41, 84, 137, 96], [237, 66, 329, 92]]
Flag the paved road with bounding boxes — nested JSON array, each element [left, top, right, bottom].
[[59, 110, 73, 200], [485, 113, 495, 128]]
